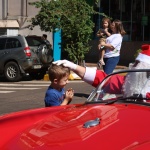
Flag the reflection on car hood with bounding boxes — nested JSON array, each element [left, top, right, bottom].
[[1, 103, 150, 149]]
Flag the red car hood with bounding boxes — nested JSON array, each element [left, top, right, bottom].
[[1, 103, 150, 150]]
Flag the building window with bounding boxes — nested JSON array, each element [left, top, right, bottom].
[[5, 38, 21, 49], [0, 28, 7, 35]]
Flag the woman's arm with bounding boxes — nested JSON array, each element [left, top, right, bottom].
[[101, 41, 114, 50]]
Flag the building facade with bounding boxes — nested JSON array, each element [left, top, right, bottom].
[[0, 0, 52, 43]]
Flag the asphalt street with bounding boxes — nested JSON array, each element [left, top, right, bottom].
[[0, 64, 126, 116], [0, 77, 94, 116]]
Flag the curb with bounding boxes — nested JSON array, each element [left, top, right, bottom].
[[43, 74, 49, 81]]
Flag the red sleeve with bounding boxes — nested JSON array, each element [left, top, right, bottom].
[[93, 72, 125, 94], [92, 70, 107, 87], [146, 93, 150, 98], [108, 75, 125, 94]]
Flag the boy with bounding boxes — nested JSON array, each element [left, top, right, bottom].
[[44, 64, 74, 107]]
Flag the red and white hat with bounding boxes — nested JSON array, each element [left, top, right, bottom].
[[136, 44, 150, 65]]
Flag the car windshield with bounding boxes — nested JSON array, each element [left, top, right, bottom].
[[25, 36, 44, 46], [86, 69, 150, 104]]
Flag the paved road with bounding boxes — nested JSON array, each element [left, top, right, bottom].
[[0, 79, 94, 116]]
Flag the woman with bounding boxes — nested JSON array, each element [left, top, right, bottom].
[[100, 19, 126, 74]]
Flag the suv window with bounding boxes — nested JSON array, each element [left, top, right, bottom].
[[25, 37, 43, 46], [0, 38, 6, 50], [5, 38, 22, 49]]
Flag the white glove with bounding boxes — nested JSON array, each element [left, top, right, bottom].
[[53, 59, 77, 70]]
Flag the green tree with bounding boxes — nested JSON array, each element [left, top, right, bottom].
[[29, 0, 106, 64]]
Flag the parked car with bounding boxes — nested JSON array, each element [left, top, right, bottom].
[[0, 35, 53, 82], [0, 69, 150, 149]]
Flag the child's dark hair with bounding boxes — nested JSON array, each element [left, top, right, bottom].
[[101, 17, 111, 27], [48, 64, 70, 81]]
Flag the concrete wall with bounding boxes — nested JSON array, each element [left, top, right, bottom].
[[85, 40, 147, 67], [0, 0, 53, 45]]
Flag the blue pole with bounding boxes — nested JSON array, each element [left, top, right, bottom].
[[53, 29, 61, 61]]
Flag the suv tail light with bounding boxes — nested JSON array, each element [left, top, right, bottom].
[[24, 47, 31, 57]]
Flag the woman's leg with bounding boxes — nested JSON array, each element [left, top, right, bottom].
[[103, 56, 120, 74]]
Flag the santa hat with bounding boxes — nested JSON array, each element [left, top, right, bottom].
[[136, 44, 150, 65]]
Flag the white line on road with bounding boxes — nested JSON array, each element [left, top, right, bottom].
[[0, 80, 84, 87], [0, 91, 15, 93], [0, 87, 40, 90], [19, 80, 84, 84], [0, 84, 49, 87]]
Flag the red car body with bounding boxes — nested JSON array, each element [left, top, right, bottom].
[[1, 70, 150, 150], [1, 103, 150, 150]]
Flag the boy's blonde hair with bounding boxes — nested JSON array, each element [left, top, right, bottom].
[[48, 64, 70, 81]]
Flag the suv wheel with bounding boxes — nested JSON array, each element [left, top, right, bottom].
[[4, 61, 22, 82]]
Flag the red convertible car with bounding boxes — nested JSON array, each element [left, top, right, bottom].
[[1, 69, 150, 150]]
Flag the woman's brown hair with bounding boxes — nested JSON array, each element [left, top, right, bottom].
[[113, 19, 126, 36]]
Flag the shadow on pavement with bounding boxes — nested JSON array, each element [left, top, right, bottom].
[[74, 93, 89, 98], [0, 74, 35, 82]]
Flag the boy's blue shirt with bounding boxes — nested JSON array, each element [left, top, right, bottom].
[[44, 86, 65, 107]]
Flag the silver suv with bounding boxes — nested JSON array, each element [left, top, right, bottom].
[[0, 35, 53, 82]]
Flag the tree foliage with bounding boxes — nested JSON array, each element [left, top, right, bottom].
[[29, 0, 106, 64]]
